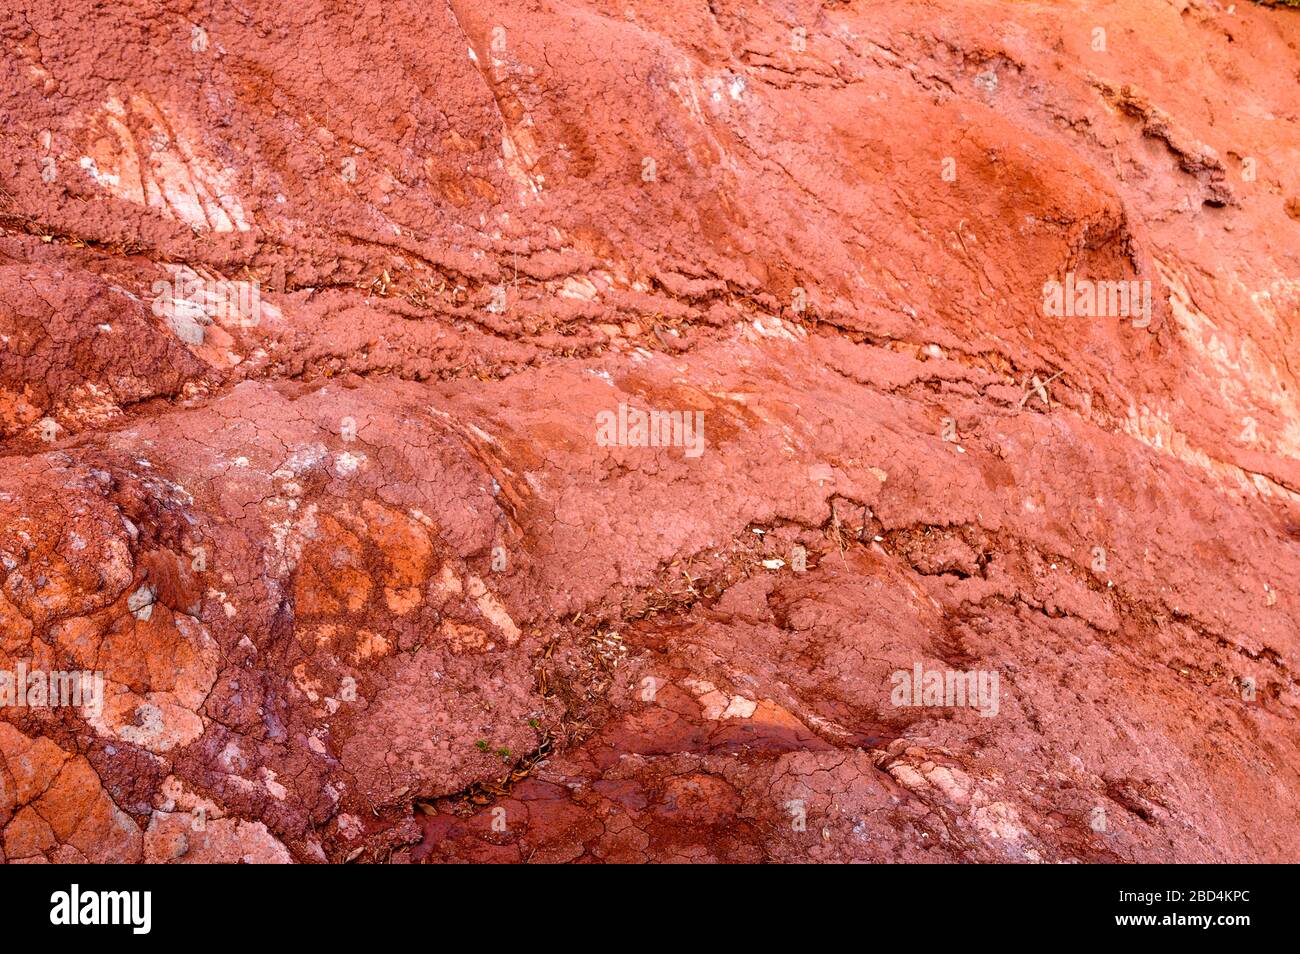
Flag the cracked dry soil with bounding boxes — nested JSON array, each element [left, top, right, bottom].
[[0, 0, 1297, 863]]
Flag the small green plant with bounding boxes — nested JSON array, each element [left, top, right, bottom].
[[474, 738, 515, 762]]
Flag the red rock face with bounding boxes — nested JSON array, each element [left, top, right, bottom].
[[0, 0, 1296, 863]]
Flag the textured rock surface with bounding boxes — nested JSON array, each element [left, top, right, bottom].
[[0, 0, 1297, 863]]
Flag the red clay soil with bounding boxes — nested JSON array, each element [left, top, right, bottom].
[[0, 0, 1297, 863]]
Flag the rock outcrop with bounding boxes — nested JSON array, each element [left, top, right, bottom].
[[0, 0, 1296, 863]]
